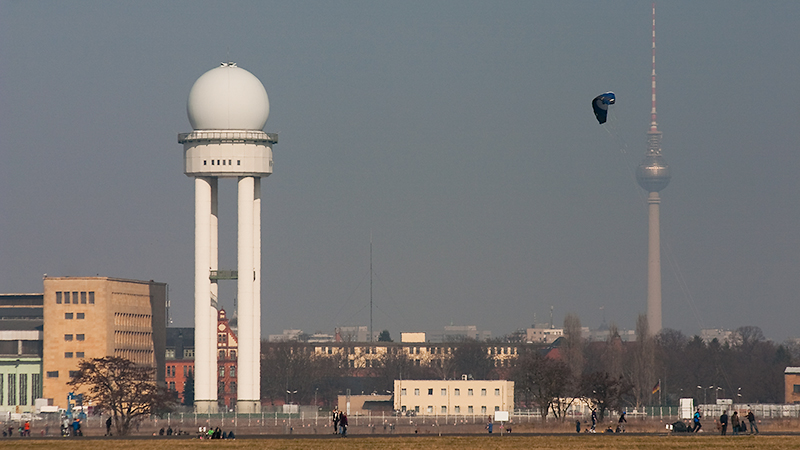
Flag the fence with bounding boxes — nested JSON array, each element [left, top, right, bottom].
[[11, 403, 800, 436]]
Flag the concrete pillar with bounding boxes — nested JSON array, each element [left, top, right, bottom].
[[194, 176, 218, 413], [647, 191, 662, 334], [237, 176, 259, 412]]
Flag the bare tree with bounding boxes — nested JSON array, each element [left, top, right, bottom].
[[628, 314, 655, 407], [511, 348, 574, 420], [68, 357, 176, 436]]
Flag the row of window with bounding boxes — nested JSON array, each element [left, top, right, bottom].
[[64, 334, 85, 341], [218, 381, 237, 393], [64, 312, 86, 320], [400, 405, 498, 414], [218, 365, 236, 378], [165, 348, 195, 359], [1, 374, 42, 406], [64, 351, 85, 358], [401, 387, 500, 396], [166, 365, 194, 378], [55, 291, 95, 305], [205, 159, 240, 166], [46, 371, 80, 378]]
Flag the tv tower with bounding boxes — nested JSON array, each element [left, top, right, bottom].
[[179, 62, 277, 413], [636, 4, 670, 334]]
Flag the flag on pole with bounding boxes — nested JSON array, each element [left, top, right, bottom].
[[652, 379, 661, 394]]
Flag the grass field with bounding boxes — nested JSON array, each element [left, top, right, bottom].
[[2, 435, 800, 450]]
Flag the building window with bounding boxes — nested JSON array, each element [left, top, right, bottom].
[[441, 388, 447, 396], [219, 366, 225, 377], [184, 349, 194, 358], [495, 388, 500, 396], [414, 406, 420, 413], [428, 388, 433, 396], [32, 374, 41, 400], [468, 389, 473, 396], [401, 388, 407, 396], [495, 406, 500, 411], [72, 292, 79, 304], [8, 374, 16, 406], [455, 406, 460, 413], [794, 384, 800, 394], [56, 292, 62, 304], [65, 313, 73, 319], [88, 292, 95, 304], [229, 366, 236, 378], [64, 334, 73, 341], [218, 382, 225, 393], [183, 366, 188, 377], [454, 388, 460, 396], [81, 292, 87, 304], [76, 334, 85, 341], [481, 406, 487, 414], [219, 350, 226, 359], [77, 313, 85, 319], [63, 292, 70, 304], [46, 371, 59, 378], [414, 388, 420, 396], [481, 388, 487, 396], [230, 350, 236, 359], [166, 349, 175, 359], [218, 333, 226, 343], [19, 374, 27, 406], [237, 160, 240, 165], [169, 381, 176, 391], [468, 406, 473, 414], [65, 352, 73, 358], [76, 352, 84, 358], [230, 381, 236, 393], [427, 406, 433, 413], [68, 371, 80, 378]]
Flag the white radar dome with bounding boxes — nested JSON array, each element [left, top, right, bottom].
[[187, 63, 270, 130]]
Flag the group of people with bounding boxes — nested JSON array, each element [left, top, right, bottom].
[[331, 407, 349, 437], [2, 422, 31, 437], [577, 410, 627, 434], [197, 426, 234, 439], [717, 409, 759, 436], [692, 408, 759, 435]]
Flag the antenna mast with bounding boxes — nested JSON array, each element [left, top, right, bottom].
[[647, 2, 663, 155], [370, 232, 373, 342]]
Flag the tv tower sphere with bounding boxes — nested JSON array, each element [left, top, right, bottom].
[[636, 152, 670, 193]]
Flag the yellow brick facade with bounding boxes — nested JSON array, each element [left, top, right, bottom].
[[42, 277, 166, 408]]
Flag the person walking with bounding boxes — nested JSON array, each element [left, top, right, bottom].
[[692, 408, 702, 432], [339, 412, 348, 437], [719, 411, 728, 436], [731, 411, 740, 435], [590, 408, 597, 433], [746, 410, 759, 435], [332, 408, 340, 435], [105, 416, 112, 436], [618, 412, 627, 432]]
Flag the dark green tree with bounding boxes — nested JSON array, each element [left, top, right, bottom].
[[378, 330, 393, 342], [182, 372, 195, 406], [451, 340, 495, 380], [580, 371, 632, 421]]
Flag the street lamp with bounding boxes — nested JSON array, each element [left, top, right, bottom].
[[716, 386, 722, 402], [286, 390, 298, 404]]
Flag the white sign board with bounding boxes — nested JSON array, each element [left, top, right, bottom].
[[679, 398, 694, 420], [494, 410, 509, 422]]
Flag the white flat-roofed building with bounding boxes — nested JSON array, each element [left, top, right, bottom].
[[394, 379, 513, 416]]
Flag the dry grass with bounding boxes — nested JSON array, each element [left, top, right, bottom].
[[2, 435, 800, 450]]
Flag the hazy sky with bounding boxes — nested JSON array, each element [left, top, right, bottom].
[[2, 1, 799, 342]]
